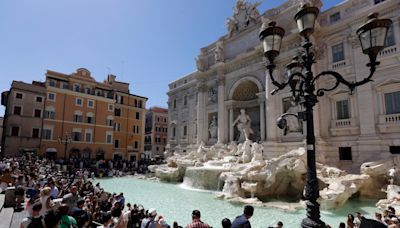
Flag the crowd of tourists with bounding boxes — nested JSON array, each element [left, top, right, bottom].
[[0, 155, 399, 228]]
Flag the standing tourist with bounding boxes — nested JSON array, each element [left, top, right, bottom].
[[19, 202, 45, 228], [141, 208, 160, 228], [231, 205, 254, 228], [185, 210, 211, 228]]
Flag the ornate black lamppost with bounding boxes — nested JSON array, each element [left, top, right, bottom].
[[259, 4, 392, 228], [58, 133, 72, 159]]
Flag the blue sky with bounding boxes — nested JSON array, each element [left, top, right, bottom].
[[0, 0, 342, 115]]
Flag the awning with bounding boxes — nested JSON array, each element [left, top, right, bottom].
[[46, 148, 57, 153]]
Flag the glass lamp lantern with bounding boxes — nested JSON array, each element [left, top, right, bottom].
[[294, 4, 319, 38], [259, 21, 285, 63], [357, 12, 392, 63]]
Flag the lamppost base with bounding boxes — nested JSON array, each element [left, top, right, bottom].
[[301, 218, 326, 228]]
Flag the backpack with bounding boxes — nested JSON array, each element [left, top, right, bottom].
[[27, 216, 45, 228]]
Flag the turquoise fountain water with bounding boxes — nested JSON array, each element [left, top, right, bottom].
[[97, 177, 378, 227]]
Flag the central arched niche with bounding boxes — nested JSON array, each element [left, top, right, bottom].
[[230, 78, 261, 142], [232, 80, 259, 101]]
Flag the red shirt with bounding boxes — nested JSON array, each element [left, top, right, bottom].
[[186, 219, 211, 228]]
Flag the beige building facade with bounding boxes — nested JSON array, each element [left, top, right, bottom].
[[1, 81, 46, 156], [167, 0, 400, 172]]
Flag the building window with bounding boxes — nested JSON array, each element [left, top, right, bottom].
[[336, 100, 350, 119], [85, 131, 92, 142], [34, 109, 42, 118], [339, 147, 352, 160], [164, 138, 166, 143], [13, 106, 22, 115], [88, 100, 94, 108], [374, 0, 385, 4], [172, 127, 176, 138], [108, 104, 114, 111], [115, 123, 121, 131], [390, 146, 400, 154], [36, 96, 43, 103], [115, 109, 121, 116], [173, 99, 177, 109], [45, 110, 55, 119], [134, 141, 138, 149], [48, 80, 56, 87], [156, 147, 159, 151], [332, 43, 345, 62], [76, 98, 83, 106], [15, 93, 23, 99], [329, 12, 341, 23], [32, 128, 40, 138], [11, 126, 20, 136], [62, 82, 69, 89], [116, 95, 123, 104], [135, 112, 140, 120], [183, 125, 187, 136], [72, 132, 81, 141], [106, 132, 113, 144], [385, 91, 400, 114], [386, 25, 395, 47], [48, 93, 56, 101], [87, 116, 94, 124], [184, 96, 187, 105], [74, 114, 83, 123], [138, 100, 143, 108], [74, 84, 81, 92], [85, 87, 92, 94], [42, 129, 52, 140], [115, 140, 120, 148], [107, 117, 113, 127]]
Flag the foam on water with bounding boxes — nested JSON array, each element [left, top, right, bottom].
[[97, 176, 379, 228]]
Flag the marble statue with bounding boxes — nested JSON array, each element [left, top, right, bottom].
[[226, 0, 262, 36], [251, 143, 263, 162], [208, 87, 217, 103], [241, 140, 252, 163], [214, 41, 224, 62], [226, 17, 238, 38], [247, 1, 262, 23], [284, 101, 303, 135], [227, 141, 238, 155], [232, 109, 254, 142], [209, 115, 218, 139]]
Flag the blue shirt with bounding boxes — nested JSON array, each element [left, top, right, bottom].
[[231, 214, 251, 228]]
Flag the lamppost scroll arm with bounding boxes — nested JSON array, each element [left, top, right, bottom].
[[312, 63, 376, 97]]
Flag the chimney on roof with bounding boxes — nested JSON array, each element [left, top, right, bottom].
[[107, 74, 116, 84]]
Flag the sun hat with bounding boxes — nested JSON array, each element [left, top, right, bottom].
[[148, 208, 157, 216]]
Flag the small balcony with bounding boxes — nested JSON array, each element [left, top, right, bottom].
[[378, 113, 400, 133], [329, 118, 359, 136]]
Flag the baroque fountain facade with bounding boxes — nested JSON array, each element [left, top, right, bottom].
[[159, 0, 400, 210]]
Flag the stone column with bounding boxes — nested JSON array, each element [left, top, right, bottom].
[[217, 72, 226, 144], [196, 82, 207, 144], [229, 108, 234, 141], [265, 69, 278, 141], [257, 92, 266, 141]]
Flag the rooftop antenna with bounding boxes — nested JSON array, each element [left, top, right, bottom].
[[120, 60, 125, 81]]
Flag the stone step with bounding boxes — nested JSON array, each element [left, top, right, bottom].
[[0, 208, 14, 228], [0, 194, 4, 212]]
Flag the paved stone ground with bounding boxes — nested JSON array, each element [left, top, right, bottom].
[[10, 210, 27, 228]]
